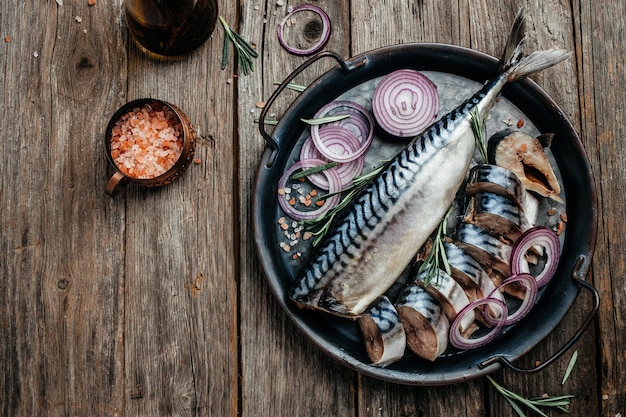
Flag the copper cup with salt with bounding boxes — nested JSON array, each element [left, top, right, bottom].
[[104, 98, 196, 197]]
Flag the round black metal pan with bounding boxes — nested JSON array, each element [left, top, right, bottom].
[[253, 43, 598, 385]]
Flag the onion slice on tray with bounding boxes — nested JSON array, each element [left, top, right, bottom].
[[311, 101, 374, 144], [372, 69, 439, 138], [449, 298, 508, 350], [485, 273, 538, 326], [310, 100, 374, 162], [510, 226, 561, 287], [300, 135, 364, 189], [277, 158, 342, 221], [277, 5, 331, 56], [310, 125, 368, 163]]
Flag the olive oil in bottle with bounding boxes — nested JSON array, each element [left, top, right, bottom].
[[124, 0, 218, 59]]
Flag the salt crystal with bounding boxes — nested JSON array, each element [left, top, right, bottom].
[[109, 102, 183, 179]]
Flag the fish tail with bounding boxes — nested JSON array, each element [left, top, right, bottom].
[[499, 8, 571, 82]]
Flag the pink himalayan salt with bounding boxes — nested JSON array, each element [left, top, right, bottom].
[[109, 102, 183, 179]]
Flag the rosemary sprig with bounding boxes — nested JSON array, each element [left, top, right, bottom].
[[301, 114, 350, 125], [274, 81, 308, 92], [254, 118, 279, 126], [218, 16, 258, 76], [470, 108, 489, 163], [291, 162, 337, 180], [487, 376, 574, 417], [561, 350, 578, 385], [417, 206, 453, 286], [302, 165, 385, 246]]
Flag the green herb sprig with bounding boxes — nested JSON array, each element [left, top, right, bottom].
[[561, 350, 578, 385], [219, 16, 258, 76], [487, 376, 574, 417], [470, 108, 489, 163], [417, 206, 453, 286], [301, 115, 350, 125], [291, 162, 337, 180], [254, 118, 279, 126], [302, 165, 384, 247], [274, 81, 308, 92]]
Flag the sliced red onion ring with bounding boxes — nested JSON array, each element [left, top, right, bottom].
[[277, 158, 342, 221], [277, 5, 331, 56], [310, 125, 366, 163], [300, 135, 364, 188], [372, 69, 439, 138], [311, 100, 374, 150], [449, 298, 508, 350], [510, 226, 561, 287], [484, 273, 538, 326]]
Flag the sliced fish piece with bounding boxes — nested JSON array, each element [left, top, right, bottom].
[[488, 129, 563, 202], [395, 284, 449, 361], [444, 241, 504, 308], [415, 268, 475, 334], [456, 222, 512, 277], [463, 191, 531, 243], [358, 295, 407, 366], [465, 164, 525, 209]]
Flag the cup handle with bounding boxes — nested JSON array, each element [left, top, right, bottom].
[[105, 171, 129, 197]]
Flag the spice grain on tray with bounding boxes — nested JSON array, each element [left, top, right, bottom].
[[109, 102, 183, 179]]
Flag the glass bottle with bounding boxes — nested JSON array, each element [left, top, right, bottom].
[[124, 0, 218, 59]]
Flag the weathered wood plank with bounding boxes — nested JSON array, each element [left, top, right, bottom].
[[574, 0, 626, 416], [120, 2, 238, 416], [237, 2, 356, 417], [2, 0, 621, 416], [1, 1, 127, 416]]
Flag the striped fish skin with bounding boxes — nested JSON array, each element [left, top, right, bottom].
[[288, 9, 569, 318], [456, 222, 512, 277], [444, 241, 503, 319], [416, 268, 474, 333], [358, 295, 406, 366], [444, 241, 502, 302], [465, 164, 525, 208], [395, 284, 449, 361], [464, 191, 531, 242]]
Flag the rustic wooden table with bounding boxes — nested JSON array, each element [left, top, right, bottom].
[[1, 0, 624, 416]]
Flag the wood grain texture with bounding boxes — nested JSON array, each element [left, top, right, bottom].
[[121, 1, 238, 416], [1, 1, 127, 416], [575, 0, 626, 416], [237, 2, 356, 417], [1, 0, 623, 416]]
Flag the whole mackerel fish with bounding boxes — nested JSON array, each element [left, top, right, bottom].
[[289, 9, 569, 318]]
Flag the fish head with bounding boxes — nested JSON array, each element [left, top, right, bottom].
[[489, 130, 562, 201]]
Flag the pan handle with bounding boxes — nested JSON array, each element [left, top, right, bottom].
[[258, 51, 367, 166], [478, 255, 599, 374]]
